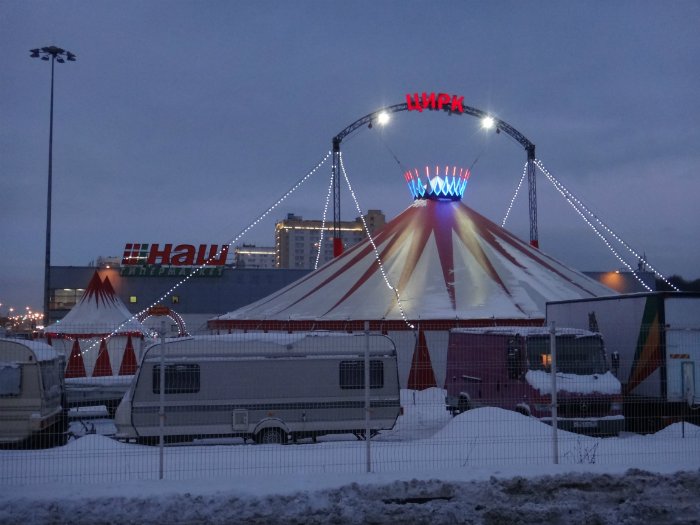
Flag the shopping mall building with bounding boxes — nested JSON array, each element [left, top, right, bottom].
[[47, 211, 387, 333]]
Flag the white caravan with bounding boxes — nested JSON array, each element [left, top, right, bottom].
[[115, 332, 401, 444], [0, 338, 67, 447]]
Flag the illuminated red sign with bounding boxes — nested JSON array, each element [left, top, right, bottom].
[[147, 305, 171, 316], [122, 243, 229, 267], [405, 92, 464, 113]]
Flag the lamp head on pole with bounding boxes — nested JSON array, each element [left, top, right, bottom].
[[30, 46, 77, 63]]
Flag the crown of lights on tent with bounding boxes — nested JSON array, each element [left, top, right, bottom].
[[404, 165, 470, 200]]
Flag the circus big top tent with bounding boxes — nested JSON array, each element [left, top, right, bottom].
[[45, 272, 153, 378], [208, 166, 616, 388]]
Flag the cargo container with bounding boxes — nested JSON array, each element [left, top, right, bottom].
[[547, 292, 700, 431]]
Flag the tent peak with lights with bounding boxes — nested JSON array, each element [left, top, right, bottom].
[[209, 165, 616, 388]]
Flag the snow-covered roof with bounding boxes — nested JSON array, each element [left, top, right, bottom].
[[525, 370, 622, 395], [452, 327, 598, 338], [45, 272, 149, 337], [142, 332, 396, 360], [211, 200, 616, 325], [0, 337, 61, 362]]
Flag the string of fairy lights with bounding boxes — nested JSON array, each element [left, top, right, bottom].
[[501, 161, 528, 228], [542, 169, 652, 291], [535, 159, 678, 291], [314, 165, 335, 270], [74, 141, 679, 355], [339, 152, 415, 329], [82, 151, 332, 355]]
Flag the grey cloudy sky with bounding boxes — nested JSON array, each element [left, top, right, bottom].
[[1, 0, 699, 312]]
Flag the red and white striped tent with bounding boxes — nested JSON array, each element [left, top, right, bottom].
[[209, 197, 616, 388], [45, 272, 152, 378]]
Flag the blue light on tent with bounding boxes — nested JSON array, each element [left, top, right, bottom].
[[404, 166, 470, 201]]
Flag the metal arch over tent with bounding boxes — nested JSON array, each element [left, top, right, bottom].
[[330, 92, 540, 255]]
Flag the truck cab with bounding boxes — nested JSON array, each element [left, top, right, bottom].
[[444, 327, 624, 436]]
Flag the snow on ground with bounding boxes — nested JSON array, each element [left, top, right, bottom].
[[1, 388, 700, 523]]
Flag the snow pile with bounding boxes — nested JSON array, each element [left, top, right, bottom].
[[2, 388, 699, 484], [1, 388, 700, 522], [0, 469, 699, 524]]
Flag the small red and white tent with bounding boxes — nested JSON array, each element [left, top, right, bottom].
[[209, 189, 616, 388], [45, 272, 152, 378]]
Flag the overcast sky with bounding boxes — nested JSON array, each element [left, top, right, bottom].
[[1, 0, 699, 312]]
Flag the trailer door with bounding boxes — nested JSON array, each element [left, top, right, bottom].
[[665, 329, 700, 405], [664, 297, 700, 405]]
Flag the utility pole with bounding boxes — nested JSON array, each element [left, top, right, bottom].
[[30, 46, 76, 325]]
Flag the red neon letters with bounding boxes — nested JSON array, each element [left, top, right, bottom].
[[405, 92, 464, 113], [122, 243, 229, 267]]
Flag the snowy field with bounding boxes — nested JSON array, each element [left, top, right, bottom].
[[1, 389, 699, 524]]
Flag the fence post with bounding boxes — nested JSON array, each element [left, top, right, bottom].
[[159, 319, 165, 479], [364, 320, 371, 473], [550, 321, 559, 464]]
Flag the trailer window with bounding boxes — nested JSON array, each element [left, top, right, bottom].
[[527, 336, 608, 375], [339, 360, 384, 389], [40, 361, 61, 392], [152, 364, 200, 394], [0, 364, 21, 396]]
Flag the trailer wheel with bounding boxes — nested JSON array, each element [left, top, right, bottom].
[[105, 401, 119, 419], [515, 406, 531, 417], [136, 436, 159, 446], [456, 395, 471, 415], [256, 428, 287, 445]]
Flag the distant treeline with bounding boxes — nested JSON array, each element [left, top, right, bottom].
[[656, 275, 700, 292]]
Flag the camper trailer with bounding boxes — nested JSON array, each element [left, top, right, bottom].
[[0, 338, 67, 447], [444, 327, 624, 436], [115, 332, 401, 444]]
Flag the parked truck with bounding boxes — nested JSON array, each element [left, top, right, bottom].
[[444, 327, 624, 436], [0, 338, 68, 447], [546, 292, 700, 432], [115, 332, 401, 444]]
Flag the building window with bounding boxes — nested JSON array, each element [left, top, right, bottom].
[[171, 295, 180, 304], [152, 364, 200, 394], [339, 360, 384, 389], [51, 288, 85, 310], [129, 296, 137, 304]]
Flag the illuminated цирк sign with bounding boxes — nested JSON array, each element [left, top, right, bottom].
[[120, 243, 229, 277], [405, 92, 464, 113]]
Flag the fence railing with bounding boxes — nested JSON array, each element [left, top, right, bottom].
[[1, 322, 699, 484]]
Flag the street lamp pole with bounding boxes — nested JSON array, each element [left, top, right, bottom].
[[30, 46, 76, 326]]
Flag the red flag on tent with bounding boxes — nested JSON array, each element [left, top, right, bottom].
[[92, 339, 113, 377], [407, 330, 437, 390], [65, 338, 87, 378], [119, 334, 138, 376]]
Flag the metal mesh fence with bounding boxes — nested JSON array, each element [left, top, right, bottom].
[[1, 321, 699, 485]]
